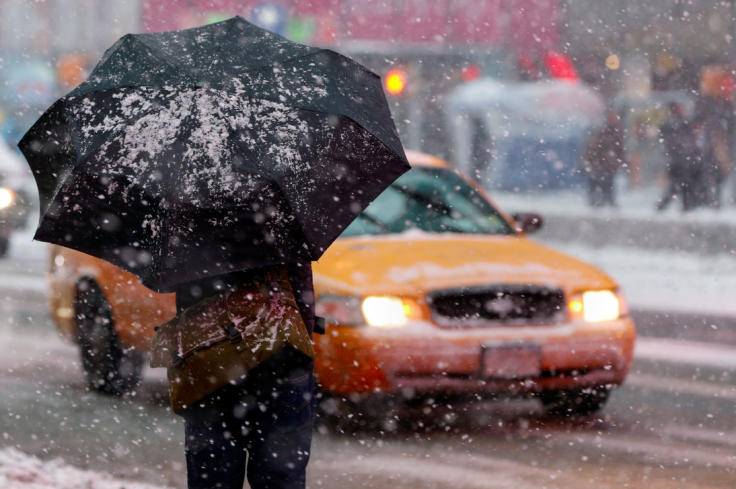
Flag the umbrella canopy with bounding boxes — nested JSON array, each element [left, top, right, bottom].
[[19, 17, 409, 293]]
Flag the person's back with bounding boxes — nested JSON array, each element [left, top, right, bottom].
[[152, 263, 316, 489]]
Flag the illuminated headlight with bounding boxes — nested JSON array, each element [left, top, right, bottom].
[[316, 295, 419, 327], [361, 296, 408, 327], [582, 291, 620, 322], [569, 290, 624, 322], [314, 295, 364, 326], [0, 188, 14, 209]]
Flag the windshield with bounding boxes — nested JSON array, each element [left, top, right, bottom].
[[341, 167, 514, 237]]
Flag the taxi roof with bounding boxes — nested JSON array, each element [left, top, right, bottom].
[[405, 150, 450, 169]]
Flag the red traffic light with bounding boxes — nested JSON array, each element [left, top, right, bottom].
[[461, 64, 482, 82], [385, 69, 407, 95], [543, 51, 578, 81]]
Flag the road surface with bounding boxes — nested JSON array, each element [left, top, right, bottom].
[[1, 253, 735, 488]]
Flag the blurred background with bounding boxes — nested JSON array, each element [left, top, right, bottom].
[[3, 2, 736, 488], [3, 0, 736, 190]]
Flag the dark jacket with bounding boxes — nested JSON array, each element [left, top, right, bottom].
[[581, 123, 625, 178], [660, 114, 689, 171]]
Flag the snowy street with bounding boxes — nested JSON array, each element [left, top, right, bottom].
[[6, 1, 736, 487], [1, 231, 736, 488]]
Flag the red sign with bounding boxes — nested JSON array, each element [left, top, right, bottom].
[[508, 0, 560, 52], [141, 0, 561, 53], [397, 0, 449, 43], [342, 0, 395, 41], [142, 0, 188, 32], [293, 0, 339, 16], [451, 0, 504, 44]]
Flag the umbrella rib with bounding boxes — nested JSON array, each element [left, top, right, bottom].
[[223, 49, 381, 88], [69, 35, 196, 100], [215, 50, 404, 163], [204, 17, 239, 78], [129, 35, 197, 85], [222, 49, 330, 83]]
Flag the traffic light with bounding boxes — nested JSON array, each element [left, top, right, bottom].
[[542, 51, 578, 81], [460, 64, 482, 82], [385, 69, 407, 95]]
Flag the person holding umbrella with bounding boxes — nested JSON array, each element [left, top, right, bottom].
[[19, 17, 409, 489]]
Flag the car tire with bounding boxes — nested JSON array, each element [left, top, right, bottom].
[[75, 280, 143, 395], [538, 387, 609, 417]]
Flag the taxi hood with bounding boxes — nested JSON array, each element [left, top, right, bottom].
[[313, 233, 617, 297]]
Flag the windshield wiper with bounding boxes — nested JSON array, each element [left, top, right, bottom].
[[389, 184, 455, 215], [359, 213, 390, 234], [389, 184, 496, 233]]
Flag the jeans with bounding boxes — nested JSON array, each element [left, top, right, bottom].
[[180, 347, 314, 489]]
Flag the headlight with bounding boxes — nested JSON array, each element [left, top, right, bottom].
[[569, 290, 623, 322], [315, 295, 420, 327], [314, 295, 364, 326], [0, 188, 14, 209], [361, 296, 408, 327]]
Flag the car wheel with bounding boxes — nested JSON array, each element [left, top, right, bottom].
[[76, 280, 143, 395], [538, 387, 609, 417]]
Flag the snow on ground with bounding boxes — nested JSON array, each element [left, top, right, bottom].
[[8, 225, 47, 262], [0, 449, 170, 489], [492, 185, 736, 225], [541, 240, 736, 316]]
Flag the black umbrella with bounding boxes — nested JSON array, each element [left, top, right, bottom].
[[19, 17, 409, 293]]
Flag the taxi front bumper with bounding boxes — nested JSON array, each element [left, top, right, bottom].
[[314, 316, 636, 397]]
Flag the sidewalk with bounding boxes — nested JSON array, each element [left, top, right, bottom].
[[493, 187, 736, 255]]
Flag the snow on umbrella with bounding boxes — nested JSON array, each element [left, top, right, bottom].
[[19, 17, 409, 293]]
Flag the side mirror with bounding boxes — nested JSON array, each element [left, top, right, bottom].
[[512, 213, 543, 234]]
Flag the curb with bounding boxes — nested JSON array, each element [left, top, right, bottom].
[[631, 309, 736, 346], [535, 213, 736, 255]]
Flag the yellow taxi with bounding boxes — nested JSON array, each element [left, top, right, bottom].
[[47, 151, 635, 416]]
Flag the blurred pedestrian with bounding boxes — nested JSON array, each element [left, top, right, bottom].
[[692, 95, 733, 208], [581, 109, 626, 207], [679, 118, 704, 211], [656, 103, 689, 210], [689, 115, 729, 209]]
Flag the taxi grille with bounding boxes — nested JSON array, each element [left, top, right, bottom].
[[428, 285, 565, 327]]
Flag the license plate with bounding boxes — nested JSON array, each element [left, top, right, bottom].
[[480, 342, 541, 379]]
